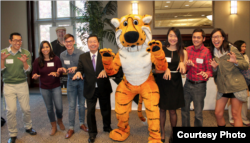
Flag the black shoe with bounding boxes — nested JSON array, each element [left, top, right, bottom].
[[88, 136, 95, 143], [8, 137, 17, 143], [161, 139, 165, 143], [25, 128, 37, 135], [169, 136, 173, 143], [103, 127, 113, 133]]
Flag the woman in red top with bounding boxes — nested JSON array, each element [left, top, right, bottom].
[[32, 41, 65, 135]]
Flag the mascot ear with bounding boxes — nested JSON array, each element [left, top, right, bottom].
[[111, 18, 120, 28], [142, 15, 152, 24]]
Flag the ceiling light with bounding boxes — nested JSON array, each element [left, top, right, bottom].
[[189, 0, 193, 2], [166, 1, 170, 3], [185, 5, 189, 6], [201, 15, 205, 16], [174, 16, 178, 18], [165, 5, 168, 7]]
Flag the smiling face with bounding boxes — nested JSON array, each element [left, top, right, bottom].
[[240, 43, 246, 54], [64, 37, 75, 51], [192, 32, 205, 49], [41, 43, 51, 56], [168, 30, 178, 46], [87, 37, 99, 54], [56, 29, 66, 41], [212, 31, 225, 49], [9, 35, 22, 52]]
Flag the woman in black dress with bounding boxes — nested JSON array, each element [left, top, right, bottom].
[[155, 27, 187, 143]]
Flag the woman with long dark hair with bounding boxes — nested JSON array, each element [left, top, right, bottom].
[[155, 27, 187, 142], [32, 41, 65, 135], [209, 28, 249, 127], [227, 40, 250, 126]]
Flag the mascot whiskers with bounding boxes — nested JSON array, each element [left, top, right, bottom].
[[100, 14, 168, 143]]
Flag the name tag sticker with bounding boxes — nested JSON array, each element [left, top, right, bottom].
[[196, 58, 203, 64], [47, 62, 54, 67], [166, 57, 171, 63], [64, 60, 70, 65], [6, 59, 13, 64]]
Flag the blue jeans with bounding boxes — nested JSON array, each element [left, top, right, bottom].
[[67, 79, 86, 129], [40, 86, 63, 122], [181, 79, 207, 127]]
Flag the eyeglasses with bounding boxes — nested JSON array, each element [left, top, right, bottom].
[[65, 40, 74, 44], [12, 40, 22, 43], [212, 35, 222, 40]]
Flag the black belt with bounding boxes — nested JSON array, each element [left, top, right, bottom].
[[187, 79, 206, 84]]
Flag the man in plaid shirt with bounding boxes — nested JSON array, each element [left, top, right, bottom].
[[181, 29, 213, 127]]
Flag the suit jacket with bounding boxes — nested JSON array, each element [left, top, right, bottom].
[[76, 51, 112, 99]]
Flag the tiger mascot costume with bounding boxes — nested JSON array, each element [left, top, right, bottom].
[[100, 14, 168, 143]]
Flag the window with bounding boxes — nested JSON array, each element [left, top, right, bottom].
[[34, 1, 89, 58]]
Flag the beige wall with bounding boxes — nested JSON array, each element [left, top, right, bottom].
[[117, 1, 250, 56], [1, 1, 28, 50]]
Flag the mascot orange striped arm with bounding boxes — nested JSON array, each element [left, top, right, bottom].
[[99, 14, 168, 143]]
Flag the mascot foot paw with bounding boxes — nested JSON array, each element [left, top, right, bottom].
[[146, 40, 162, 53], [100, 48, 115, 57], [109, 129, 130, 141], [148, 140, 163, 143]]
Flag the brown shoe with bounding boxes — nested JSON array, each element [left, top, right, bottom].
[[50, 122, 57, 136], [57, 118, 65, 130], [65, 129, 74, 139], [80, 124, 88, 132]]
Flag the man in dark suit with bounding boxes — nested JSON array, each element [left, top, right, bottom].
[[72, 35, 112, 143]]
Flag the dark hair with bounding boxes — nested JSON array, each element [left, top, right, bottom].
[[64, 33, 74, 41], [192, 28, 206, 38], [234, 40, 246, 54], [9, 32, 22, 40], [87, 35, 99, 42], [209, 28, 230, 58], [38, 41, 55, 68], [165, 27, 184, 62]]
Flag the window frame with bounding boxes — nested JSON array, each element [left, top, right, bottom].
[[34, 1, 80, 58]]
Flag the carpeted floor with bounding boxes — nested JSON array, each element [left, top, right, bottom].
[[1, 88, 249, 143]]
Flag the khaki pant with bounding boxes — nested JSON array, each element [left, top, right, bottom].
[[3, 81, 32, 137]]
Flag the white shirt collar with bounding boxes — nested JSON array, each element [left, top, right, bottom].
[[90, 51, 98, 58], [7, 45, 22, 54]]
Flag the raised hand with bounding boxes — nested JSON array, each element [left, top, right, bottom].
[[1, 52, 11, 61], [197, 71, 208, 79], [72, 72, 83, 80], [163, 68, 171, 80], [146, 40, 162, 56], [177, 62, 186, 74], [97, 70, 107, 79], [57, 67, 67, 73], [17, 54, 28, 63], [227, 52, 237, 64], [209, 58, 218, 69], [185, 59, 194, 67], [32, 73, 41, 80], [48, 72, 58, 77], [99, 48, 115, 57], [67, 67, 77, 73]]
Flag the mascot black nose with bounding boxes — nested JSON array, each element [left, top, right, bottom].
[[124, 31, 139, 43]]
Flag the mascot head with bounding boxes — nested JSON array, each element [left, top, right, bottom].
[[111, 14, 152, 52]]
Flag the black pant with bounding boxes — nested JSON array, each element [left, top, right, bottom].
[[86, 88, 111, 137]]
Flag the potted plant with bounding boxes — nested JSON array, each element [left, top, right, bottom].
[[71, 1, 117, 49]]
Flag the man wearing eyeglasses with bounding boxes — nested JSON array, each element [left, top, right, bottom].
[[1, 32, 37, 143], [181, 29, 213, 127], [57, 34, 88, 139], [51, 27, 67, 58]]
